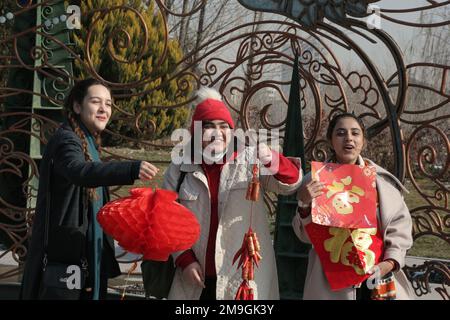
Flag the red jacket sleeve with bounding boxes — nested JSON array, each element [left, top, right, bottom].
[[175, 249, 198, 270], [264, 150, 300, 184], [297, 205, 311, 218]]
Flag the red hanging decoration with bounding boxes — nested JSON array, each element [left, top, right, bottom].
[[233, 228, 262, 299], [233, 163, 262, 300], [97, 188, 200, 261], [245, 163, 260, 201]]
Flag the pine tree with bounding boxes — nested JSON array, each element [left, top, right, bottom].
[[73, 0, 191, 145]]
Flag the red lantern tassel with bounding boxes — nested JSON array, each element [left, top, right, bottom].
[[235, 280, 254, 300]]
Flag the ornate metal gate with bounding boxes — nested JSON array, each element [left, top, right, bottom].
[[0, 0, 448, 299]]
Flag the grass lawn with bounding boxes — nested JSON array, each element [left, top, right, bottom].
[[103, 148, 449, 260], [403, 178, 450, 259]]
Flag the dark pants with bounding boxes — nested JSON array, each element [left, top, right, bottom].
[[200, 277, 216, 300], [79, 273, 109, 300], [356, 281, 372, 300]]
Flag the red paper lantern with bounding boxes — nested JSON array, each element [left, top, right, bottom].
[[97, 188, 200, 261]]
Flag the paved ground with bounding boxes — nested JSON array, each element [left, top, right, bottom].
[[0, 244, 146, 298], [1, 249, 448, 300]]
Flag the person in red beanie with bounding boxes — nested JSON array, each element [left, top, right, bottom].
[[162, 87, 303, 300]]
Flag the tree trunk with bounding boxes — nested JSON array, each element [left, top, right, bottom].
[[192, 3, 206, 70], [179, 0, 190, 52]]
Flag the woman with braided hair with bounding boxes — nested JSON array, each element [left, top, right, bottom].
[[20, 78, 159, 300]]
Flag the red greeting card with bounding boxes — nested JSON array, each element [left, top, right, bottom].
[[311, 161, 378, 229], [305, 223, 384, 291]]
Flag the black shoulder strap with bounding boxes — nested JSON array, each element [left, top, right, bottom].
[[43, 159, 53, 254], [175, 170, 187, 193]]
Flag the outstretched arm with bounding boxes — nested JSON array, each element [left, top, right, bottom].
[[54, 132, 157, 187]]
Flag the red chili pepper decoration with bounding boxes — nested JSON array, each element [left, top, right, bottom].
[[246, 164, 260, 201], [232, 227, 262, 300], [234, 162, 263, 300]]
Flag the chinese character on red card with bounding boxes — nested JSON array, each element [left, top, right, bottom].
[[305, 223, 384, 290], [311, 161, 377, 229]]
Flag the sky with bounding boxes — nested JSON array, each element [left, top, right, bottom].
[[329, 0, 437, 71], [218, 0, 447, 77], [236, 0, 446, 85], [209, 0, 449, 124]]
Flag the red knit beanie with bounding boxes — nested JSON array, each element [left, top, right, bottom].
[[191, 87, 234, 132]]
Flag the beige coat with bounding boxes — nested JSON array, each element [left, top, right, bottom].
[[292, 157, 415, 300], [164, 146, 302, 300]]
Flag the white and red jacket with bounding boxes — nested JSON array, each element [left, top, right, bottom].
[[163, 146, 302, 299]]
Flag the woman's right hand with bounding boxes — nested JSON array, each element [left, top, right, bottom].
[[297, 176, 325, 205], [139, 161, 159, 180], [182, 262, 205, 288]]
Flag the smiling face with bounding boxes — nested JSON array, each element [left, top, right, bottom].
[[73, 84, 112, 134], [201, 120, 232, 153], [330, 117, 365, 165]]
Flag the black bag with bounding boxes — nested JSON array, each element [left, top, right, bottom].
[[141, 171, 186, 299], [39, 259, 88, 300], [38, 159, 89, 300]]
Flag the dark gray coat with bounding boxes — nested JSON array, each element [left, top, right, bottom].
[[20, 123, 141, 299]]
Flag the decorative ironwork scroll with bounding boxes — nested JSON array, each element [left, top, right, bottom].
[[0, 0, 448, 299]]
